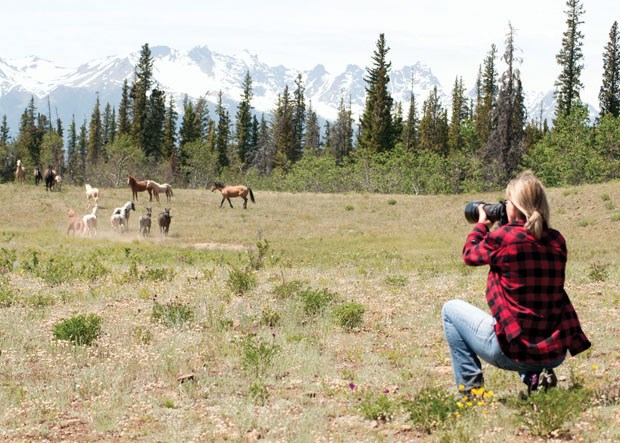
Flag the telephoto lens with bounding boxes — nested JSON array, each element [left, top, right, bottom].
[[464, 201, 508, 225]]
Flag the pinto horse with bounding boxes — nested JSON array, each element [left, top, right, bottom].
[[127, 175, 148, 201], [15, 160, 26, 185], [34, 166, 43, 185], [209, 181, 255, 209], [44, 166, 57, 191], [85, 184, 99, 207]]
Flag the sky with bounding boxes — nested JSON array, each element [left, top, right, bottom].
[[2, 0, 617, 106]]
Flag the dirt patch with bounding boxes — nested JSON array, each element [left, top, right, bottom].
[[193, 242, 246, 251]]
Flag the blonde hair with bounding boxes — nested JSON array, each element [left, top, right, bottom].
[[505, 171, 550, 240]]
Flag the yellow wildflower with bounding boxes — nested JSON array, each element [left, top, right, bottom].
[[457, 402, 464, 408], [466, 401, 473, 407], [458, 384, 465, 391]]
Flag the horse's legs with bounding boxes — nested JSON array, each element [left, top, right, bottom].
[[220, 197, 225, 208], [227, 197, 233, 208], [243, 197, 248, 209]]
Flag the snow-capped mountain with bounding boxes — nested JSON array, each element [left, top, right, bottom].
[[0, 45, 585, 136]]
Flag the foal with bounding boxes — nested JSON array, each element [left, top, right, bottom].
[[158, 208, 172, 236], [83, 205, 98, 236], [67, 209, 85, 236], [139, 207, 152, 237]]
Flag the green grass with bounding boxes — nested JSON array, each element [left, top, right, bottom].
[[0, 181, 616, 441]]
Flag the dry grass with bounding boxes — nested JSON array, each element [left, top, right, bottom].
[[0, 181, 618, 441]]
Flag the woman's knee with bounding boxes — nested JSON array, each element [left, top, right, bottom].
[[442, 299, 465, 320]]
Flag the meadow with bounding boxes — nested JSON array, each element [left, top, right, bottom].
[[0, 180, 618, 442]]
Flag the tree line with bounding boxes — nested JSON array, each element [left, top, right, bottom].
[[1, 0, 619, 193]]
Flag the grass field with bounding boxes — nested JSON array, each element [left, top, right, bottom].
[[0, 181, 618, 442]]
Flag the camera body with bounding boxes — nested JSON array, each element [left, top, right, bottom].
[[464, 200, 508, 226]]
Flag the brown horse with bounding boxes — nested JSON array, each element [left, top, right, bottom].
[[209, 181, 255, 209], [127, 175, 148, 201], [15, 160, 26, 185]]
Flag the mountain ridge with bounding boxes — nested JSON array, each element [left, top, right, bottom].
[[0, 45, 586, 136]]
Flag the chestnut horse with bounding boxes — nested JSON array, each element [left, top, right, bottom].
[[209, 181, 255, 209], [127, 175, 148, 201]]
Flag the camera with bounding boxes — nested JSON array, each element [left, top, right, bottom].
[[464, 201, 508, 226]]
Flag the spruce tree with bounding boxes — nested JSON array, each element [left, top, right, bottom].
[[66, 116, 78, 182], [162, 96, 178, 160], [0, 115, 9, 146], [418, 86, 449, 155], [292, 74, 306, 162], [330, 96, 354, 163], [215, 91, 231, 169], [402, 89, 417, 151], [131, 43, 154, 152], [145, 87, 166, 160], [304, 102, 321, 153], [235, 71, 254, 167], [117, 79, 131, 136], [555, 0, 585, 118], [253, 114, 272, 174], [102, 103, 114, 147], [599, 21, 620, 117], [448, 77, 469, 151], [484, 23, 526, 186], [179, 97, 201, 147], [77, 120, 88, 183], [358, 33, 395, 152], [16, 97, 42, 166], [475, 45, 498, 146], [272, 87, 295, 169], [87, 95, 103, 165]]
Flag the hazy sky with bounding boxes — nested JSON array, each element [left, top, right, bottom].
[[2, 0, 617, 105]]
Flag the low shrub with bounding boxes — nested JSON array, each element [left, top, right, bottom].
[[239, 334, 280, 378], [403, 387, 460, 433], [52, 313, 102, 346], [151, 301, 195, 327], [359, 392, 397, 422], [299, 287, 337, 316], [509, 386, 592, 438], [333, 302, 365, 331], [273, 280, 304, 299], [226, 266, 257, 295]]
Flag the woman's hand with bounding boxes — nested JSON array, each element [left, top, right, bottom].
[[478, 205, 493, 228]]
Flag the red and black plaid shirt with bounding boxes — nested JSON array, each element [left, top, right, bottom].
[[463, 221, 591, 364]]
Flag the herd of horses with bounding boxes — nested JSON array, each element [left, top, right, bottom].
[[14, 160, 255, 238], [15, 161, 61, 191]]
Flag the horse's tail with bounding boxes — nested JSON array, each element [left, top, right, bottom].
[[248, 188, 255, 203]]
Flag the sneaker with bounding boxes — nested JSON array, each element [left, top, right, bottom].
[[523, 371, 540, 395], [539, 368, 557, 391]]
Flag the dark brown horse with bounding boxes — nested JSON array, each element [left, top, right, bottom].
[[158, 208, 172, 236], [44, 166, 56, 191], [209, 182, 255, 209], [127, 175, 148, 201]]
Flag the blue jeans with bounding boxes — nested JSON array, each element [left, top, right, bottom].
[[441, 299, 565, 390]]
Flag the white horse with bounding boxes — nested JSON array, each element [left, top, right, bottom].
[[83, 205, 98, 236], [111, 201, 135, 233], [85, 184, 99, 207], [55, 174, 63, 192]]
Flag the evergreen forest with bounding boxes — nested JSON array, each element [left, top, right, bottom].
[[1, 0, 619, 194]]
